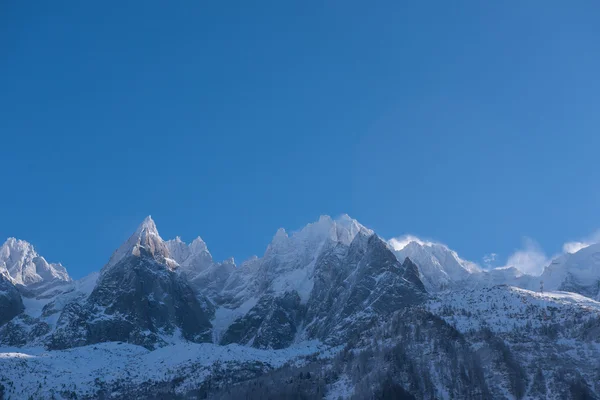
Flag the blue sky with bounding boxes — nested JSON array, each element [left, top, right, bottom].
[[1, 1, 599, 278]]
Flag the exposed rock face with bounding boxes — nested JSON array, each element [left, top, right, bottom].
[[213, 216, 377, 349], [187, 258, 237, 302], [0, 274, 23, 326], [48, 217, 214, 350], [166, 236, 214, 271], [0, 273, 97, 347], [104, 216, 172, 270], [304, 233, 427, 344], [218, 231, 427, 349], [166, 235, 237, 303], [4, 214, 600, 399], [221, 291, 303, 349], [88, 249, 213, 343]]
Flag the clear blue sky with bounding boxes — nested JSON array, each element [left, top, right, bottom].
[[1, 1, 599, 278]]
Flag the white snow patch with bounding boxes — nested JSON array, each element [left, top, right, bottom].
[[211, 297, 259, 343], [0, 341, 327, 399]]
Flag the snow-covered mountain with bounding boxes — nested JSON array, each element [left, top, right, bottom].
[[165, 234, 236, 303], [2, 214, 600, 399], [49, 216, 214, 350], [166, 235, 213, 269], [218, 214, 372, 307], [0, 238, 71, 286], [388, 237, 480, 292], [103, 215, 174, 271], [539, 242, 600, 300], [387, 234, 600, 299]]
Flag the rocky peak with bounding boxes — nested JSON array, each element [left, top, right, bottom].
[[333, 213, 373, 245], [389, 236, 479, 292], [165, 235, 214, 273], [103, 216, 171, 272], [540, 242, 600, 299], [0, 238, 71, 286], [265, 214, 373, 257], [189, 237, 209, 256], [164, 236, 190, 265]]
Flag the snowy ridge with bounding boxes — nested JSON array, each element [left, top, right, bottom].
[[540, 242, 600, 300], [0, 238, 71, 286], [2, 214, 600, 399], [389, 237, 480, 292], [261, 214, 373, 299], [165, 236, 212, 268], [0, 341, 325, 399], [103, 216, 172, 272], [215, 214, 372, 309]]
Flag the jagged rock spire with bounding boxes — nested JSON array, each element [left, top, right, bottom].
[[0, 237, 71, 286], [103, 216, 171, 271]]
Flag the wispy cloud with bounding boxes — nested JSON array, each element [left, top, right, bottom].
[[388, 235, 435, 251], [389, 229, 600, 277], [500, 230, 600, 276], [504, 238, 549, 276], [482, 253, 498, 268], [562, 230, 600, 254]]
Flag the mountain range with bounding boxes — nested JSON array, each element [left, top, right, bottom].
[[1, 215, 599, 399]]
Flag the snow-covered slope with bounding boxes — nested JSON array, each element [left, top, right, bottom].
[[428, 285, 600, 333], [539, 242, 600, 300], [0, 238, 71, 286], [465, 265, 537, 292], [3, 214, 600, 399], [0, 340, 325, 399], [388, 237, 479, 292], [213, 215, 379, 348], [166, 236, 213, 269], [0, 272, 98, 347], [426, 285, 600, 399], [165, 235, 235, 303], [220, 214, 373, 307]]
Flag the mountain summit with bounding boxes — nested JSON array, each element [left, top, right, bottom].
[[46, 216, 214, 350], [388, 236, 479, 292], [2, 214, 600, 399], [103, 216, 173, 272], [540, 241, 600, 300], [0, 237, 71, 286]]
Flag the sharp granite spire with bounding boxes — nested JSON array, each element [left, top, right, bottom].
[[103, 215, 171, 272], [0, 237, 71, 286]]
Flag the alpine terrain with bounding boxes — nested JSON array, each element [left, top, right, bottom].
[[1, 215, 599, 399]]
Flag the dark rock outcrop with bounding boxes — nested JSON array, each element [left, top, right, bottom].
[[0, 274, 23, 326], [49, 249, 214, 350], [304, 233, 427, 343], [221, 291, 304, 349]]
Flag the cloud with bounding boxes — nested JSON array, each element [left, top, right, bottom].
[[391, 229, 600, 277], [388, 235, 482, 273], [504, 238, 549, 276], [562, 230, 600, 254], [491, 230, 600, 276], [482, 253, 498, 268], [388, 235, 435, 251]]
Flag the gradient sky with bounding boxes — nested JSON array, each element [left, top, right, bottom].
[[1, 1, 599, 279]]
